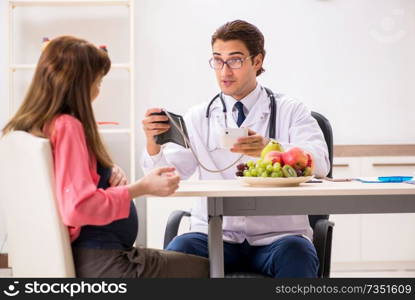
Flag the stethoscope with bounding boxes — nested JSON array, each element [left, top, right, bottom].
[[165, 87, 278, 173], [205, 87, 277, 148]]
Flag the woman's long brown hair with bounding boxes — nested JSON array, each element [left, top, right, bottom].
[[2, 36, 113, 168]]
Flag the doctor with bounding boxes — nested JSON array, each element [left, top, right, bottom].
[[141, 20, 330, 278]]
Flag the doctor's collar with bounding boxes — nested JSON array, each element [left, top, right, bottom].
[[222, 83, 262, 113]]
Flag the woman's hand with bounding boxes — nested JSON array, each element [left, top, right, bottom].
[[230, 128, 269, 157], [128, 167, 180, 198], [109, 164, 128, 187]]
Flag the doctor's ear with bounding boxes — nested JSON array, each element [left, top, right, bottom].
[[252, 54, 263, 70]]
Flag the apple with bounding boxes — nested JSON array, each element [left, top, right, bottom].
[[264, 150, 283, 165], [281, 147, 308, 169]]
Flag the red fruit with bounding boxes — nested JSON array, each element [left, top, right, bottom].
[[264, 151, 283, 165], [306, 152, 315, 171], [281, 147, 308, 169]]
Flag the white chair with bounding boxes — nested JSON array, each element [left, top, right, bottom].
[[0, 131, 75, 277]]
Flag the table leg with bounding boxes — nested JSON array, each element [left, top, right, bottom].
[[208, 215, 224, 278]]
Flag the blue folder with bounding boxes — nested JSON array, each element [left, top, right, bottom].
[[355, 176, 413, 183]]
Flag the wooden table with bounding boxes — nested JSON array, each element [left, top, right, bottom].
[[172, 179, 415, 277]]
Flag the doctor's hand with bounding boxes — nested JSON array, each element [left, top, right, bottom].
[[110, 164, 128, 187], [142, 108, 171, 155], [230, 128, 269, 158], [142, 108, 171, 139]]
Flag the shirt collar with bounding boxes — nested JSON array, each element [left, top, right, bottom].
[[223, 83, 262, 114]]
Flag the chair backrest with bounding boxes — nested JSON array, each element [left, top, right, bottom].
[[0, 131, 75, 277], [311, 111, 333, 178], [309, 111, 334, 228]]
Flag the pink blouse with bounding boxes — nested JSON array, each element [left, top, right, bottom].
[[47, 114, 131, 242]]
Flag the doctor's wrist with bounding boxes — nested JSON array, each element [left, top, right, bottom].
[[147, 141, 161, 156]]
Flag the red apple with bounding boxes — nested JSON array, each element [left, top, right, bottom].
[[281, 147, 308, 169], [264, 151, 283, 165]]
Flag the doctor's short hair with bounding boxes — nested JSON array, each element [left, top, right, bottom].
[[211, 20, 266, 76]]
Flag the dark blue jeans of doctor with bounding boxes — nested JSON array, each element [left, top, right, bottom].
[[166, 232, 319, 278]]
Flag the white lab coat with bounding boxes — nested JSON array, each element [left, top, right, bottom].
[[141, 85, 330, 245]]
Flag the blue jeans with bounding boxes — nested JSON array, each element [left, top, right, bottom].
[[166, 232, 319, 278]]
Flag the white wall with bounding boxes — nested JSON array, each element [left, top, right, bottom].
[[1, 1, 9, 130], [134, 0, 415, 146], [1, 0, 415, 250], [0, 0, 9, 253]]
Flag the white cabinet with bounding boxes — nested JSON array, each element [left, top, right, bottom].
[[361, 156, 415, 262], [331, 156, 415, 263], [364, 156, 415, 177]]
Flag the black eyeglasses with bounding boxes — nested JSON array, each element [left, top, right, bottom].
[[209, 56, 252, 70]]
